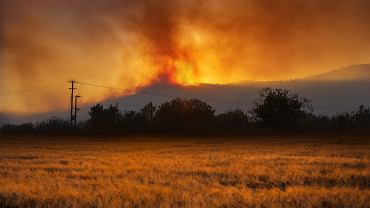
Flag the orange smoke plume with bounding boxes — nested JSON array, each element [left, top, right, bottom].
[[1, 0, 370, 114]]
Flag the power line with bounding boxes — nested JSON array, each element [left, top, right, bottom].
[[78, 82, 124, 91]]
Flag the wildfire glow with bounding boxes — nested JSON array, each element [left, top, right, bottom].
[[1, 0, 370, 114]]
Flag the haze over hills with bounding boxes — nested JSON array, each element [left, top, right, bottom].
[[304, 64, 370, 81], [1, 64, 370, 124], [106, 64, 370, 114]]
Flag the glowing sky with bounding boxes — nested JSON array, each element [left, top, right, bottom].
[[1, 0, 370, 113]]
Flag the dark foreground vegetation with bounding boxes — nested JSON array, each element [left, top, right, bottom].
[[2, 88, 370, 134]]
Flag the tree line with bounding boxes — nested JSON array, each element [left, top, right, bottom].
[[1, 88, 370, 134]]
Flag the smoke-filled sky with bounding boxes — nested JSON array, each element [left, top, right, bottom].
[[1, 0, 370, 114]]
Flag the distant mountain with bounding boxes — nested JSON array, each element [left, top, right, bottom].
[[305, 64, 370, 81], [113, 79, 370, 115], [1, 64, 370, 124], [99, 64, 370, 117]]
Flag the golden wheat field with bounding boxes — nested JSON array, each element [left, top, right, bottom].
[[0, 134, 369, 208]]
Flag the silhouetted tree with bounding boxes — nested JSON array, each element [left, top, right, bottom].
[[252, 88, 312, 128], [154, 98, 215, 132], [140, 102, 156, 129], [88, 103, 122, 132], [352, 105, 370, 129], [331, 112, 353, 130], [3, 89, 370, 135], [1, 123, 34, 133], [120, 110, 145, 131], [35, 117, 71, 133], [216, 109, 249, 132], [118, 103, 157, 132], [298, 114, 331, 132]]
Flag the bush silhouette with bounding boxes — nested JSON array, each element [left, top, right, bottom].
[[216, 109, 249, 132], [1, 123, 34, 133], [2, 88, 370, 135], [88, 104, 122, 132], [154, 98, 215, 132], [353, 105, 370, 128], [140, 102, 156, 129], [35, 117, 71, 133], [120, 110, 146, 131], [252, 88, 312, 128]]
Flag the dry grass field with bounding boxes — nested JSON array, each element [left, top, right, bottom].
[[0, 135, 369, 208]]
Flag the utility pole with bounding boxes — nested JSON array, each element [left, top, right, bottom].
[[68, 79, 78, 126], [74, 95, 81, 128]]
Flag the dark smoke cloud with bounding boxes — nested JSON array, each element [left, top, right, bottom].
[[1, 0, 370, 113]]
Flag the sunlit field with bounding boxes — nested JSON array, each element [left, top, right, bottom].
[[0, 135, 369, 208]]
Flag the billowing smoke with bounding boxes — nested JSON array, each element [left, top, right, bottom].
[[1, 0, 370, 114]]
